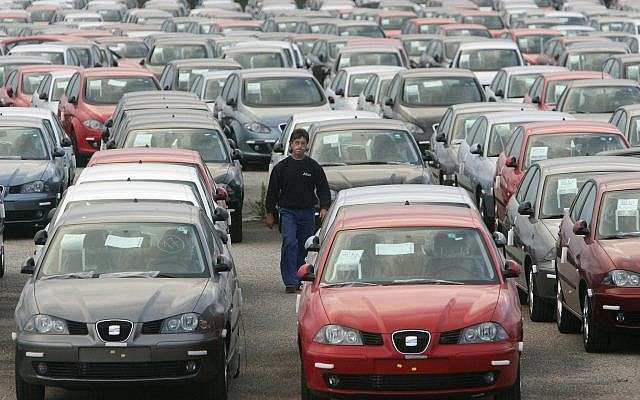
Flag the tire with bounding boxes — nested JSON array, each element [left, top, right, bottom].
[[198, 345, 228, 400], [300, 361, 327, 400], [528, 268, 553, 322], [478, 192, 495, 232], [556, 279, 581, 334], [230, 209, 243, 243], [582, 292, 609, 353], [15, 364, 44, 400], [494, 363, 521, 400], [0, 246, 5, 278]]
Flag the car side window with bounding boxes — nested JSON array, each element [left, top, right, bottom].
[[610, 110, 621, 127], [570, 182, 593, 221], [386, 75, 401, 100], [434, 41, 443, 60], [473, 119, 489, 147], [159, 66, 170, 87], [69, 76, 81, 99], [611, 60, 621, 79], [228, 76, 239, 101], [507, 128, 523, 159], [5, 70, 16, 91], [516, 166, 536, 202], [190, 75, 203, 94], [438, 108, 452, 135], [490, 71, 503, 93], [618, 111, 628, 134], [65, 73, 79, 98], [42, 120, 58, 145], [603, 59, 613, 76], [363, 75, 376, 98], [523, 167, 540, 205], [528, 77, 541, 99], [578, 185, 596, 225], [220, 75, 233, 99], [466, 118, 481, 145]]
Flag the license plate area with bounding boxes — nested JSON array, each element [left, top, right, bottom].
[[79, 347, 151, 362], [374, 358, 449, 374]]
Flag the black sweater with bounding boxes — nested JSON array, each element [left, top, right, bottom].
[[265, 156, 331, 214]]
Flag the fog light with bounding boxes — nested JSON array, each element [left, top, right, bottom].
[[36, 363, 48, 375], [327, 375, 340, 387], [482, 372, 495, 384], [185, 360, 198, 373], [617, 313, 625, 322]]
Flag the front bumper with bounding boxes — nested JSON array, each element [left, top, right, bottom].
[[302, 340, 520, 398], [15, 330, 224, 389], [3, 194, 57, 226], [592, 287, 640, 334], [74, 125, 103, 156], [236, 126, 280, 162]]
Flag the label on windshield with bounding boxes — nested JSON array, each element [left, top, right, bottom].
[[335, 250, 363, 273], [105, 235, 143, 248], [617, 198, 639, 216], [423, 80, 443, 88], [323, 134, 339, 145], [375, 242, 414, 255], [107, 79, 127, 88], [132, 133, 153, 147], [406, 84, 419, 97], [382, 18, 390, 25], [529, 146, 548, 163], [247, 82, 261, 93], [557, 178, 578, 194]]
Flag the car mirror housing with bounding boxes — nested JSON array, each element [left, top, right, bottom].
[[101, 130, 110, 143], [470, 143, 482, 155], [226, 97, 236, 107], [505, 156, 517, 168], [214, 187, 228, 201], [34, 229, 48, 246], [213, 207, 229, 222], [273, 142, 284, 154], [517, 201, 534, 216], [304, 235, 320, 252], [335, 88, 344, 96], [384, 97, 394, 107], [532, 95, 540, 104], [21, 257, 36, 275], [435, 132, 447, 143], [214, 254, 232, 273], [61, 137, 72, 147], [53, 147, 65, 158], [232, 149, 243, 160], [573, 219, 590, 236], [39, 91, 48, 101], [503, 260, 520, 279], [493, 231, 507, 248], [69, 96, 78, 104], [495, 89, 504, 97], [139, 59, 145, 65], [365, 94, 374, 103], [297, 263, 315, 282], [422, 149, 435, 162]]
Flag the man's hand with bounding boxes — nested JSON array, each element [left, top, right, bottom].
[[265, 213, 276, 229], [319, 208, 328, 221]]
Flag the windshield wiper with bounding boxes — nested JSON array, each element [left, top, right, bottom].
[[320, 281, 381, 288], [99, 271, 160, 278], [385, 278, 464, 285], [41, 271, 98, 280]]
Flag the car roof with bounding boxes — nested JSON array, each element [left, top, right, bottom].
[[564, 42, 628, 52], [509, 28, 561, 36], [501, 65, 567, 75], [167, 58, 241, 68], [449, 102, 537, 114], [457, 39, 519, 50], [566, 78, 639, 88], [9, 43, 73, 52], [336, 184, 475, 209], [0, 107, 55, 119], [233, 68, 312, 78], [291, 110, 379, 123], [88, 148, 203, 166], [521, 120, 622, 135], [607, 54, 640, 63], [590, 172, 640, 191], [339, 65, 405, 75], [482, 111, 573, 124], [397, 67, 477, 78], [78, 163, 201, 185], [78, 67, 157, 77], [46, 70, 77, 79], [63, 180, 196, 202], [615, 103, 640, 115], [309, 117, 408, 132], [535, 156, 640, 175], [540, 71, 607, 81]]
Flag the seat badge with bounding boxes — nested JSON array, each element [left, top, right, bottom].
[[405, 336, 418, 347], [109, 325, 121, 336]]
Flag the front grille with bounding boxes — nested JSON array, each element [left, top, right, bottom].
[[141, 320, 163, 334], [361, 332, 383, 346], [324, 372, 499, 391], [66, 320, 88, 335], [35, 361, 197, 379], [96, 320, 133, 342], [439, 330, 461, 344], [392, 330, 430, 354]]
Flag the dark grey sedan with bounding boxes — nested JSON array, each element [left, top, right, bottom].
[[14, 202, 242, 399]]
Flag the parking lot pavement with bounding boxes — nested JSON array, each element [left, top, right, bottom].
[[1, 170, 640, 400]]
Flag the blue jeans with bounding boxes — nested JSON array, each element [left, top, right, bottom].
[[279, 207, 315, 287]]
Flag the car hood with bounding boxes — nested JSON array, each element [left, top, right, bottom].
[[325, 164, 427, 191], [0, 160, 48, 187], [246, 104, 330, 128], [540, 218, 561, 238], [599, 239, 640, 272], [399, 105, 447, 131], [34, 278, 209, 322], [85, 103, 117, 123], [319, 285, 500, 333], [569, 112, 611, 122]]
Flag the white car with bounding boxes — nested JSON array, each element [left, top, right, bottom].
[[189, 70, 235, 112], [451, 40, 525, 86], [232, 40, 304, 68], [356, 66, 405, 116], [8, 44, 80, 66], [486, 65, 567, 103], [326, 65, 402, 111], [31, 70, 75, 115]]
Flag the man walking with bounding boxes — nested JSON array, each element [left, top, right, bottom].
[[265, 129, 331, 293]]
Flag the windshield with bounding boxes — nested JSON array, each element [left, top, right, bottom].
[[96, 9, 121, 21], [445, 42, 463, 59], [277, 21, 300, 32], [310, 129, 420, 165], [242, 77, 324, 107], [204, 78, 226, 101], [297, 39, 317, 56], [464, 15, 505, 30], [39, 223, 209, 279], [446, 28, 491, 38], [487, 123, 519, 156], [339, 25, 384, 37], [51, 78, 70, 101], [338, 52, 401, 69], [321, 228, 497, 285], [541, 172, 598, 218], [517, 35, 556, 54], [0, 127, 48, 160], [457, 49, 521, 71], [16, 51, 64, 64], [562, 86, 640, 113], [524, 133, 625, 168], [106, 42, 149, 58], [545, 80, 569, 105], [508, 73, 538, 98], [380, 15, 411, 30], [598, 190, 640, 239], [30, 9, 54, 22], [348, 73, 373, 96], [124, 128, 229, 163], [84, 76, 157, 105], [228, 51, 284, 68], [149, 44, 207, 66], [402, 77, 482, 106], [566, 52, 619, 71], [404, 39, 430, 56], [177, 67, 216, 91], [22, 72, 46, 95]]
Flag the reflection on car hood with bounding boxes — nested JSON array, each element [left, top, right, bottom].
[[34, 278, 209, 322], [599, 239, 640, 272], [320, 285, 500, 333], [0, 160, 48, 188], [540, 218, 561, 238], [325, 164, 426, 191]]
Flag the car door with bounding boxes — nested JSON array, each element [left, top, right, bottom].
[[325, 70, 343, 109], [59, 73, 79, 132], [42, 119, 70, 187]]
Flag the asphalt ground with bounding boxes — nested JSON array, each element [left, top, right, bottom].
[[1, 170, 639, 400]]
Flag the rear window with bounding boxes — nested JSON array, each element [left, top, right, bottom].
[[402, 77, 482, 106], [242, 77, 325, 107], [524, 133, 625, 168], [338, 52, 402, 69]]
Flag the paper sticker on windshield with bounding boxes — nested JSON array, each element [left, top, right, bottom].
[[105, 235, 143, 248], [529, 146, 548, 162], [107, 79, 127, 88], [382, 18, 390, 25], [323, 134, 339, 145], [336, 249, 363, 265], [375, 242, 414, 255], [557, 178, 578, 194], [617, 198, 639, 216], [406, 84, 419, 96], [132, 133, 153, 147], [459, 53, 470, 66], [410, 41, 427, 52], [247, 82, 261, 93], [423, 80, 443, 88]]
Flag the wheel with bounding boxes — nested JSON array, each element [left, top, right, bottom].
[[528, 268, 553, 322], [230, 209, 243, 243], [300, 360, 327, 400], [198, 345, 228, 400], [582, 292, 609, 353], [494, 362, 521, 400], [15, 364, 44, 400], [556, 279, 581, 334]]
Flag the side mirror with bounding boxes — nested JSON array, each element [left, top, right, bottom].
[[61, 137, 72, 147], [39, 91, 48, 101], [318, 54, 326, 62], [214, 187, 228, 201], [105, 119, 113, 128], [489, 96, 497, 102], [106, 140, 116, 149], [296, 263, 315, 282], [335, 88, 344, 96], [409, 59, 418, 68], [7, 87, 14, 97], [163, 85, 170, 90], [517, 201, 534, 216], [502, 260, 520, 279], [304, 235, 320, 252], [101, 130, 110, 142], [226, 97, 236, 107], [21, 257, 36, 275], [34, 229, 48, 246], [69, 95, 77, 104], [213, 207, 229, 221], [365, 94, 374, 103], [53, 147, 65, 158], [505, 156, 517, 168], [573, 219, 590, 236], [493, 231, 507, 248], [470, 143, 482, 155], [532, 95, 540, 104], [227, 139, 237, 149], [384, 97, 394, 106], [435, 132, 446, 143], [495, 89, 504, 97], [422, 149, 435, 162], [273, 142, 284, 153], [433, 53, 441, 63], [214, 254, 232, 273], [328, 96, 335, 104], [232, 149, 243, 160]]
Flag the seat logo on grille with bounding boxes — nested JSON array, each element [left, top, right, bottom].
[[405, 336, 418, 347], [108, 325, 121, 336]]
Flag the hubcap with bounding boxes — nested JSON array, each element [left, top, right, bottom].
[[528, 270, 535, 315], [583, 297, 589, 342], [556, 280, 563, 320]]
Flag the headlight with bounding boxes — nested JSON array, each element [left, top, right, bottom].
[[543, 248, 556, 262], [459, 322, 508, 344], [19, 180, 48, 194], [24, 314, 69, 335], [330, 189, 337, 201], [243, 121, 271, 134], [161, 312, 210, 333], [602, 270, 640, 287], [83, 119, 105, 131], [313, 324, 363, 345], [404, 122, 425, 135]]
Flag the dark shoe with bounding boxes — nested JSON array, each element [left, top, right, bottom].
[[285, 286, 297, 294]]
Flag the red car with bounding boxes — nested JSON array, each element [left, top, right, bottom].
[[0, 64, 78, 107], [401, 18, 456, 34], [494, 121, 628, 231], [57, 68, 159, 161], [498, 29, 561, 65], [460, 11, 506, 37], [297, 204, 523, 399], [524, 71, 611, 111], [436, 23, 492, 38], [556, 173, 640, 352]]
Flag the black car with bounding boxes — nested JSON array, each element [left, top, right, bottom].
[[0, 194, 4, 277]]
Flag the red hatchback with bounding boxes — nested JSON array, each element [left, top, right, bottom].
[[557, 173, 640, 352], [57, 68, 159, 161], [524, 71, 610, 111], [297, 204, 523, 399], [493, 121, 628, 231], [0, 64, 78, 107]]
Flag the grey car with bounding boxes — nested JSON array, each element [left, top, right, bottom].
[[0, 195, 4, 277], [14, 201, 242, 399], [159, 58, 241, 91], [503, 156, 640, 322], [142, 38, 216, 77], [214, 68, 329, 164], [555, 78, 640, 122], [609, 104, 640, 146], [382, 68, 486, 151]]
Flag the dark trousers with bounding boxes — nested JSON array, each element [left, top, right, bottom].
[[279, 207, 315, 287]]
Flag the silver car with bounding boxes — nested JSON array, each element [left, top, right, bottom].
[[31, 71, 75, 115], [485, 65, 567, 103], [555, 78, 640, 121]]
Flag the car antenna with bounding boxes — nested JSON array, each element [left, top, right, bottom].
[[133, 198, 138, 203], [127, 177, 131, 182], [405, 200, 410, 205], [138, 159, 143, 163]]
